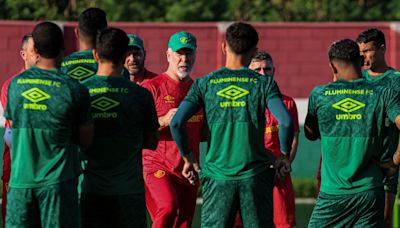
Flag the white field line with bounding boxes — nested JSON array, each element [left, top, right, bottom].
[[196, 197, 316, 205]]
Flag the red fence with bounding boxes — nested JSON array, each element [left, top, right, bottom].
[[0, 21, 398, 97]]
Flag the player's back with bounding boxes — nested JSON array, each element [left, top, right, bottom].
[[185, 67, 281, 180], [5, 66, 90, 188], [82, 75, 156, 195], [61, 50, 97, 82], [309, 78, 400, 195]]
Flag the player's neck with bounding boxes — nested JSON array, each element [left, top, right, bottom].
[[36, 57, 60, 70], [79, 40, 94, 51], [368, 63, 389, 78], [225, 54, 250, 70], [339, 68, 362, 81], [97, 62, 123, 77]]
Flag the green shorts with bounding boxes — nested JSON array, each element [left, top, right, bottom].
[[6, 179, 79, 228], [200, 169, 274, 228], [308, 187, 384, 228]]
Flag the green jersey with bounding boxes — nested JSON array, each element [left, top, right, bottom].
[[4, 66, 92, 188], [82, 75, 159, 195], [185, 67, 281, 180], [364, 68, 400, 162], [308, 78, 400, 195], [61, 50, 97, 82]]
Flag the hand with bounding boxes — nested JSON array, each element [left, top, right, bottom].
[[274, 157, 291, 181], [393, 149, 400, 166], [159, 108, 178, 128], [182, 153, 201, 185], [378, 159, 398, 177]]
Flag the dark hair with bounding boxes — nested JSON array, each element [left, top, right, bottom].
[[21, 32, 32, 47], [226, 22, 259, 54], [32, 22, 64, 58], [253, 50, 273, 63], [78, 8, 107, 46], [356, 28, 386, 48], [96, 28, 129, 64], [328, 39, 361, 65]]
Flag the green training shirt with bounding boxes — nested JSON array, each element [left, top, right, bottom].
[[4, 66, 92, 188], [185, 67, 281, 180], [308, 78, 400, 195], [61, 50, 97, 82], [82, 75, 159, 195]]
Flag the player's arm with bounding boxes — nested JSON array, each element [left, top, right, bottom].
[[267, 97, 294, 156], [78, 123, 93, 149], [289, 132, 299, 163], [267, 97, 294, 180], [4, 119, 12, 148], [286, 99, 300, 162], [170, 100, 202, 184], [75, 85, 94, 149], [304, 114, 320, 141], [158, 108, 178, 130]]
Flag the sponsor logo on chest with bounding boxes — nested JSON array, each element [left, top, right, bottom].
[[164, 95, 175, 104], [332, 98, 365, 120]]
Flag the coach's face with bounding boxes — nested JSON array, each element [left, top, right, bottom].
[[167, 48, 196, 80], [124, 46, 145, 75], [358, 41, 385, 71], [249, 59, 274, 77]]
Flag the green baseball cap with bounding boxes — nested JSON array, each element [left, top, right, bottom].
[[168, 31, 197, 52], [127, 34, 144, 50]]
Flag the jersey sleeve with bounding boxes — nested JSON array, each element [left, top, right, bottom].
[[264, 78, 281, 104], [184, 78, 204, 107], [307, 87, 319, 117], [286, 97, 300, 133], [74, 84, 93, 125], [3, 79, 14, 121], [383, 87, 400, 122]]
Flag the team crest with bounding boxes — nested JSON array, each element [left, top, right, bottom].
[[154, 170, 166, 178], [180, 37, 188, 44]]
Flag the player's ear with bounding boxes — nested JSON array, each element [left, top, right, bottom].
[[20, 50, 26, 61], [74, 28, 79, 40], [221, 42, 227, 56], [329, 61, 338, 74], [166, 49, 171, 63], [93, 49, 100, 62]]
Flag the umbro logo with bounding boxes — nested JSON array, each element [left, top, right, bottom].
[[22, 88, 51, 103], [217, 85, 249, 108], [68, 66, 95, 81], [217, 85, 249, 100], [332, 98, 365, 113], [91, 96, 120, 112]]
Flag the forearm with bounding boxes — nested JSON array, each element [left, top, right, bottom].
[[289, 132, 299, 162], [170, 101, 201, 156], [268, 98, 294, 155]]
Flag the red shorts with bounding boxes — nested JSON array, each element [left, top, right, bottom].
[[144, 170, 198, 228], [273, 173, 296, 227]]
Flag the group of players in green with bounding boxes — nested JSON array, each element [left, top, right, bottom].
[[2, 5, 400, 228]]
